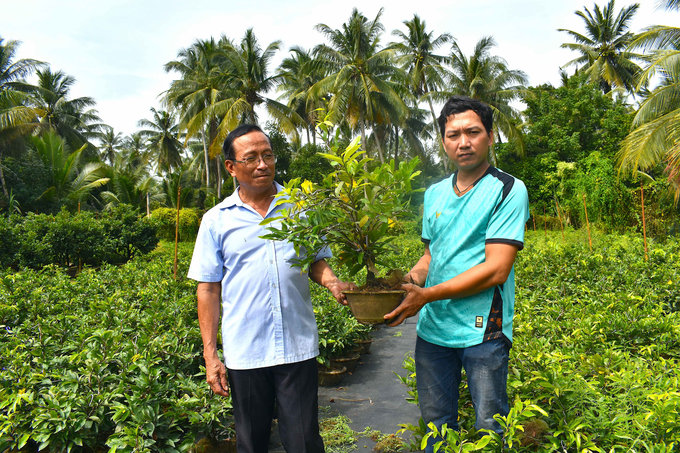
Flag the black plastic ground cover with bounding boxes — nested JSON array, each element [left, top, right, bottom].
[[268, 316, 422, 452]]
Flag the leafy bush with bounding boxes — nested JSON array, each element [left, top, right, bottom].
[[2, 206, 159, 270], [0, 243, 233, 452], [101, 205, 160, 263], [151, 208, 199, 242], [0, 215, 19, 268]]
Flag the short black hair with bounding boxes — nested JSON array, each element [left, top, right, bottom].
[[438, 96, 493, 138], [222, 124, 272, 160]]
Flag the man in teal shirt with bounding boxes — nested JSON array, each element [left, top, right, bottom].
[[386, 96, 529, 448]]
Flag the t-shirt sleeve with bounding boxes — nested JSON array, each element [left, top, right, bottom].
[[486, 179, 529, 250], [187, 215, 224, 282]]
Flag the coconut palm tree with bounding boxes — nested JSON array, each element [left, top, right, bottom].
[[440, 36, 528, 161], [120, 132, 151, 170], [164, 37, 230, 187], [31, 130, 109, 209], [389, 15, 453, 167], [0, 37, 45, 197], [98, 126, 124, 165], [558, 0, 642, 94], [137, 108, 184, 173], [214, 30, 303, 143], [0, 36, 44, 140], [277, 46, 328, 144], [618, 0, 680, 201], [312, 8, 409, 163], [11, 68, 104, 154], [100, 151, 161, 210]]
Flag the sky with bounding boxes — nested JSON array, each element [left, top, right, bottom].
[[2, 0, 677, 138]]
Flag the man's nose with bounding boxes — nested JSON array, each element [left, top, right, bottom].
[[459, 134, 470, 147], [256, 156, 269, 169]]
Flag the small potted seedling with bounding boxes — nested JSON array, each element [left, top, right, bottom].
[[261, 126, 421, 324]]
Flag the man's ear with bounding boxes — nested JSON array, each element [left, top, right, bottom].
[[488, 130, 495, 147], [225, 160, 237, 178]]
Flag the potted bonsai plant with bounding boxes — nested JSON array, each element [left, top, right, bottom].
[[261, 127, 421, 324]]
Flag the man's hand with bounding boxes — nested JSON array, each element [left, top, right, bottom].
[[384, 283, 429, 326], [326, 280, 358, 306], [197, 282, 228, 396], [204, 354, 229, 396], [310, 259, 357, 305]]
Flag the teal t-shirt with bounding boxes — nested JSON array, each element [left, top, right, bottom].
[[417, 166, 529, 348]]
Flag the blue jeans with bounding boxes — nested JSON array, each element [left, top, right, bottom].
[[415, 336, 509, 451]]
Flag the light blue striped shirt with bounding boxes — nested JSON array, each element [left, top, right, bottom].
[[188, 183, 331, 370]]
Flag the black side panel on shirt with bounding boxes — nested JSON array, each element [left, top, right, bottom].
[[488, 167, 515, 214], [484, 286, 506, 344]]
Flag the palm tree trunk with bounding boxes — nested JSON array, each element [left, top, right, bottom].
[[0, 156, 8, 198], [216, 156, 222, 198], [374, 136, 385, 164], [424, 83, 449, 173], [394, 126, 400, 166], [360, 119, 371, 169], [201, 129, 210, 187]]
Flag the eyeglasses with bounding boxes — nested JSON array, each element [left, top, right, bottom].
[[231, 153, 277, 168]]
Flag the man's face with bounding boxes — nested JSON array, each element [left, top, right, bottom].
[[442, 110, 494, 174], [225, 131, 275, 195]]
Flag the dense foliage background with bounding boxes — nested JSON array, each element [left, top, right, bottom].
[[2, 229, 679, 451], [1, 0, 679, 232]]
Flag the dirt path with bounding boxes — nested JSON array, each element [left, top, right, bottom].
[[269, 316, 422, 452]]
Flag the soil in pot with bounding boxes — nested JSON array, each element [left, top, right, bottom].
[[318, 365, 347, 387], [330, 353, 361, 373]]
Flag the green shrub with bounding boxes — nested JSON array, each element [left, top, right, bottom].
[[2, 206, 159, 270], [45, 210, 106, 267], [101, 205, 159, 263], [0, 215, 19, 268], [16, 212, 55, 269], [0, 244, 233, 452], [151, 208, 199, 242]]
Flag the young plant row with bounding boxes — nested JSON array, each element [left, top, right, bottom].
[[0, 243, 232, 453]]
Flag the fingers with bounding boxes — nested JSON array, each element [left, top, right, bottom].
[[383, 284, 426, 325], [219, 369, 230, 397], [329, 281, 357, 306], [205, 360, 229, 397], [386, 314, 406, 327], [384, 300, 407, 325]]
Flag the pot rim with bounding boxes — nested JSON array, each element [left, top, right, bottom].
[[331, 353, 361, 362], [318, 365, 347, 375]]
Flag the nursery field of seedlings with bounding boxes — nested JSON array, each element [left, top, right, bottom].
[[1, 231, 679, 452]]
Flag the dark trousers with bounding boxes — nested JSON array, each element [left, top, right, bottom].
[[227, 358, 325, 453]]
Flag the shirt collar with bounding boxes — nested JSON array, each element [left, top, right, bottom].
[[218, 182, 283, 210]]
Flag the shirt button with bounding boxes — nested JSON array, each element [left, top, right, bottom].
[[272, 284, 277, 288]]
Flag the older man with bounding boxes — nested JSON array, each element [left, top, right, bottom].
[[386, 96, 529, 450], [188, 124, 354, 453]]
